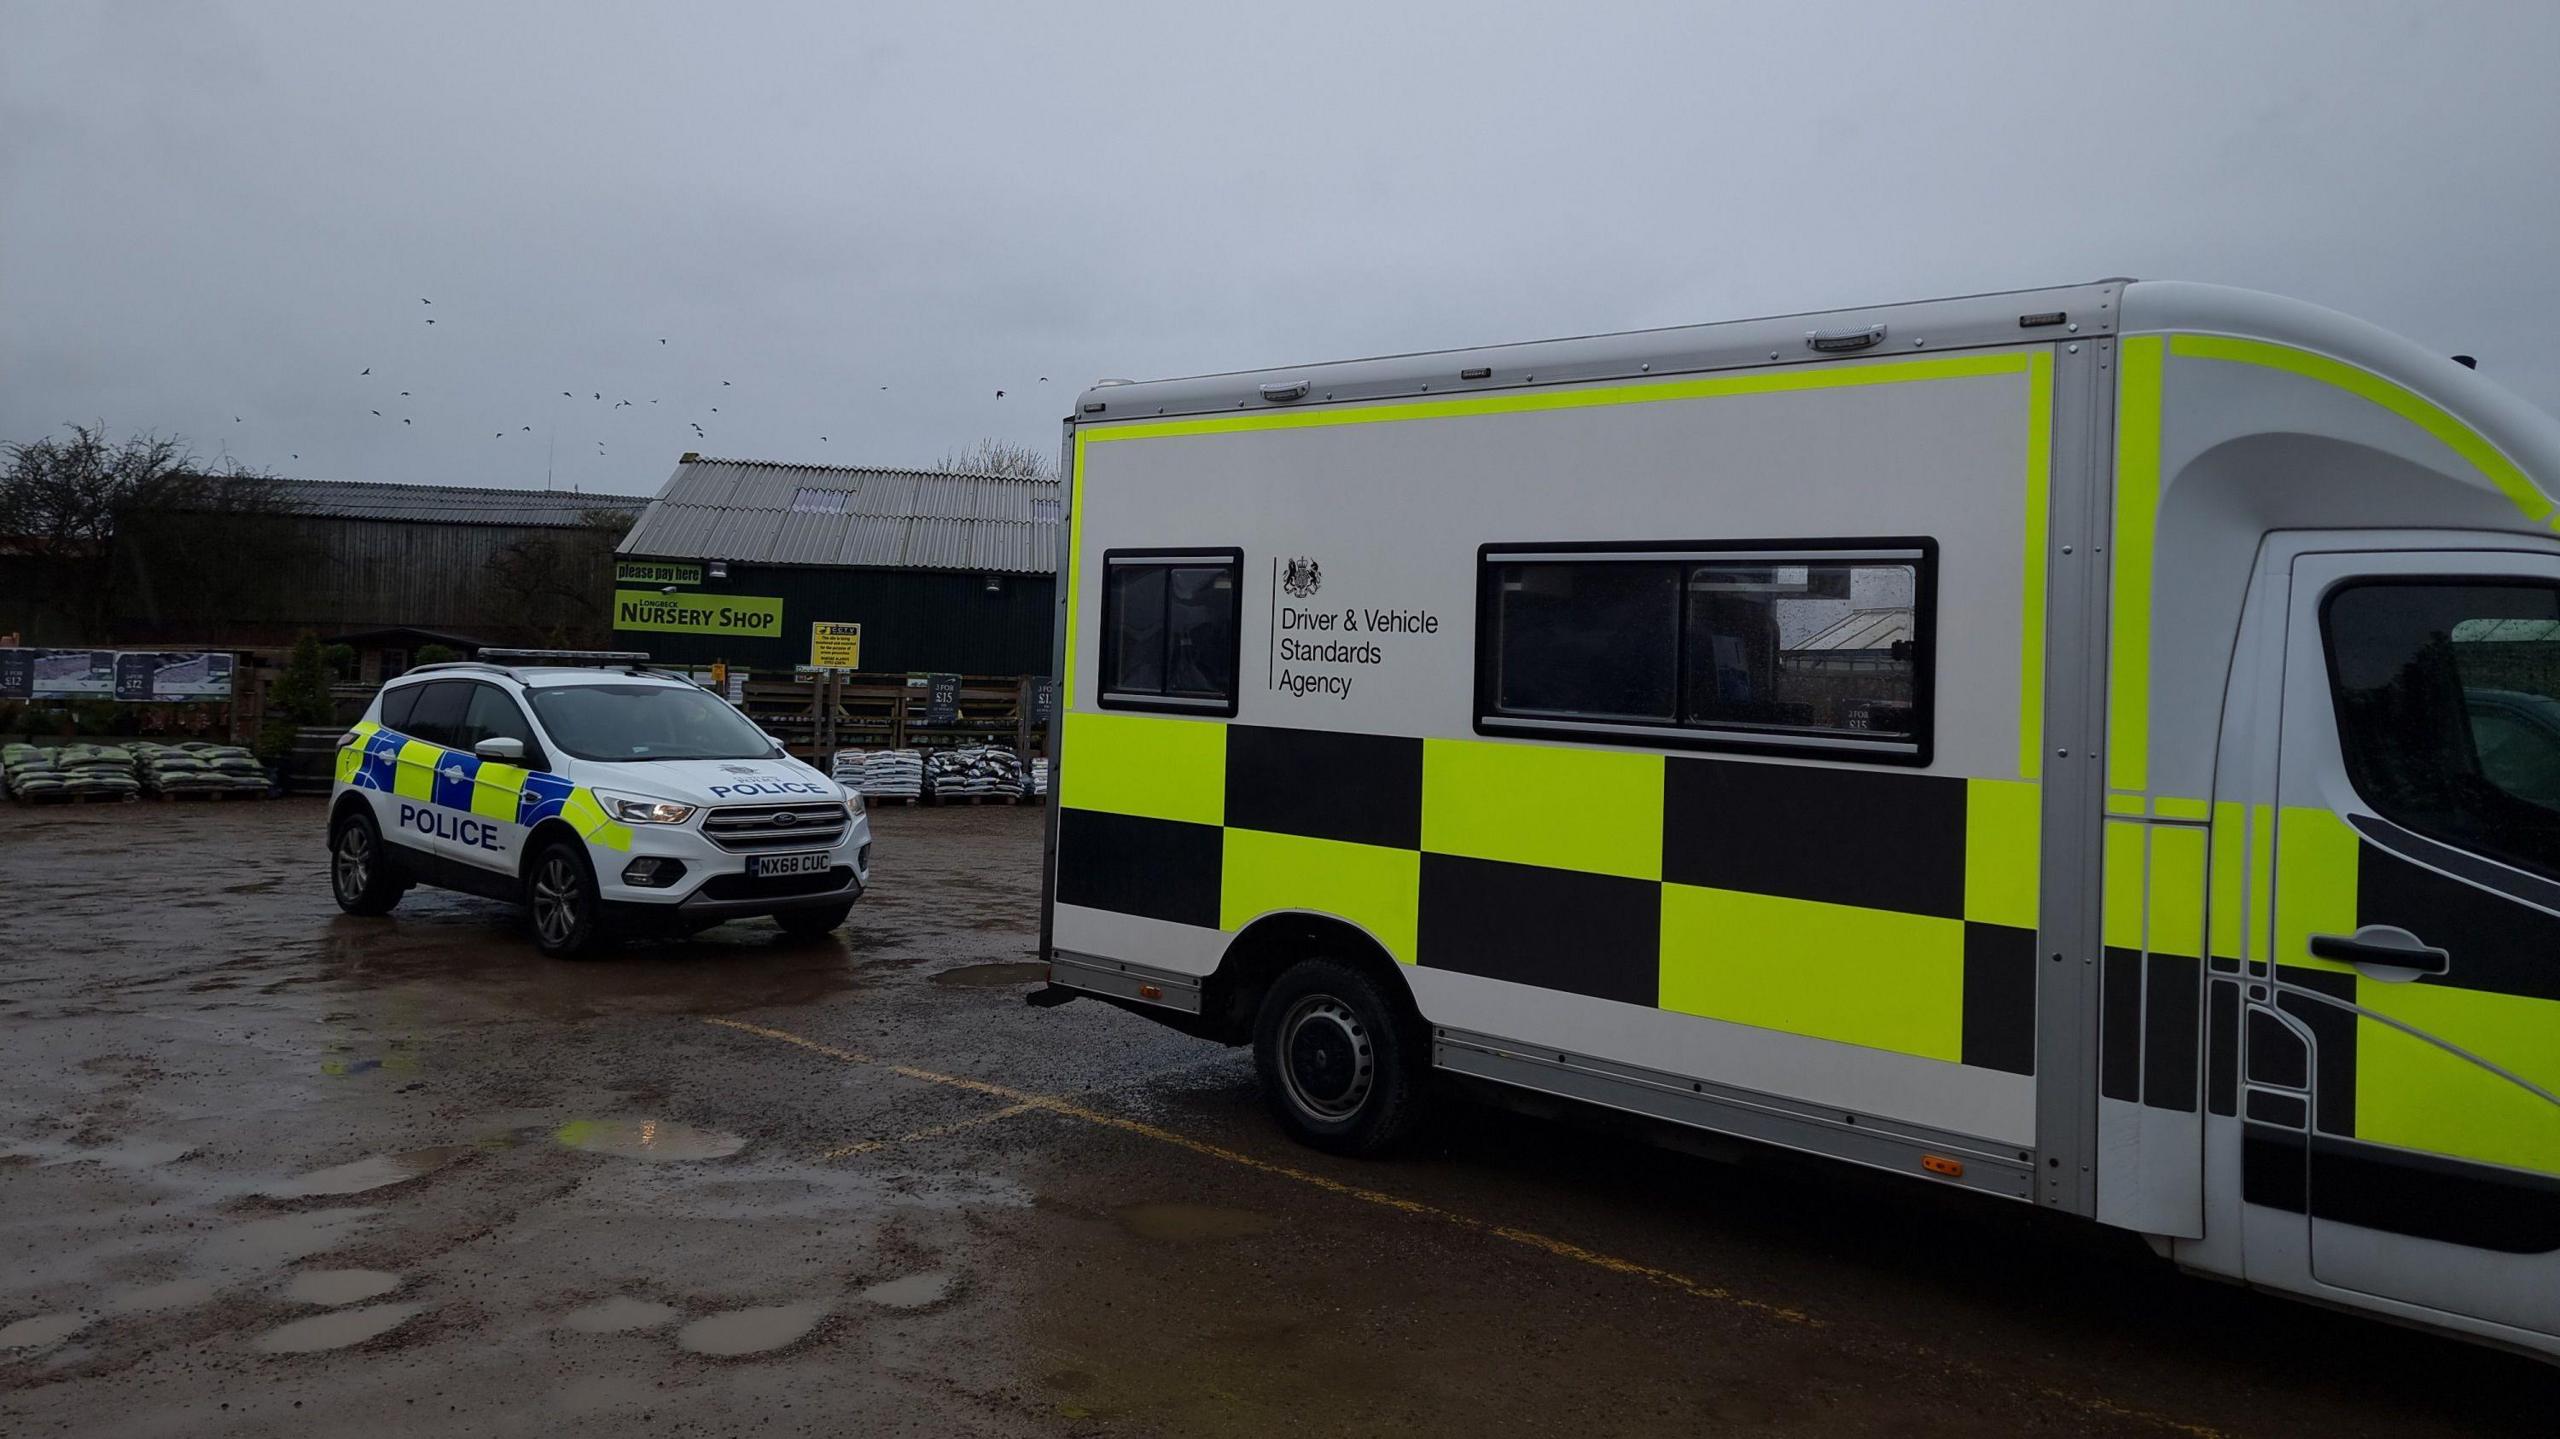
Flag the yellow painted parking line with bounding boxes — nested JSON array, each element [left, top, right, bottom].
[[704, 1016, 2228, 1439], [816, 1101, 1043, 1161], [706, 1016, 1812, 1324]]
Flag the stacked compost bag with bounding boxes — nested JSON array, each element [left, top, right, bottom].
[[53, 743, 142, 800], [132, 741, 267, 796], [857, 749, 924, 801], [926, 745, 1023, 801], [829, 749, 867, 787], [1028, 757, 1050, 799], [4, 744, 68, 801]]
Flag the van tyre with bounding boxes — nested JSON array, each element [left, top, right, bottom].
[[1252, 959, 1427, 1156], [527, 839, 604, 958], [329, 809, 404, 916], [774, 901, 854, 938]]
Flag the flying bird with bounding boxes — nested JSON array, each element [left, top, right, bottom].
[[360, 368, 370, 376], [522, 425, 532, 431], [234, 416, 242, 423], [494, 432, 504, 439], [820, 436, 828, 442], [722, 380, 731, 386], [371, 410, 381, 416], [710, 407, 717, 413], [403, 419, 411, 425], [594, 393, 601, 400], [399, 391, 409, 396], [995, 390, 1004, 398], [425, 319, 435, 325], [562, 391, 572, 397], [659, 338, 666, 345], [421, 298, 431, 305], [291, 454, 298, 460], [1039, 376, 1050, 382]]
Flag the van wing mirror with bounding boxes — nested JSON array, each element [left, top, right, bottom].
[[474, 737, 526, 762]]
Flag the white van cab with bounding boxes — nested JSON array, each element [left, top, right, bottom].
[[327, 654, 870, 954]]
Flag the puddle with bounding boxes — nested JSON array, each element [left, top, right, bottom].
[[283, 1269, 402, 1306], [2, 1136, 198, 1170], [674, 1300, 829, 1356], [1115, 1202, 1277, 1244], [555, 1119, 745, 1162], [0, 1312, 88, 1351], [858, 1272, 952, 1309], [191, 1208, 378, 1278], [560, 1296, 679, 1333], [109, 1278, 218, 1315], [930, 962, 1048, 988], [263, 1146, 474, 1198], [252, 1302, 425, 1354]]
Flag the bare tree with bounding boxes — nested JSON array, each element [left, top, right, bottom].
[[935, 437, 1055, 481], [1, 423, 288, 637], [480, 508, 634, 646]]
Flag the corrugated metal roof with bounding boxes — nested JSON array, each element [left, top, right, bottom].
[[617, 456, 1061, 574], [217, 478, 649, 527]]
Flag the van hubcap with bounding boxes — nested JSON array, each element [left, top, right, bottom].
[[533, 857, 582, 945], [1279, 995, 1374, 1120]]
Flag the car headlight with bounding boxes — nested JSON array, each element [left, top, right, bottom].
[[594, 789, 697, 825], [843, 789, 865, 818]]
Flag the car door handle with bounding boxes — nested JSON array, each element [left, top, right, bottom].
[[2310, 930, 2451, 976]]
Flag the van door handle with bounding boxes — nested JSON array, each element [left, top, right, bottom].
[[2309, 928, 2451, 977]]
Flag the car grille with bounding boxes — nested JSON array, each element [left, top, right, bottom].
[[701, 801, 851, 852]]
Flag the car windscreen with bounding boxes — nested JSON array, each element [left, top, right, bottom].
[[525, 683, 776, 762]]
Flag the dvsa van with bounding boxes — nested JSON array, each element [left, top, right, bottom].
[[328, 656, 870, 954]]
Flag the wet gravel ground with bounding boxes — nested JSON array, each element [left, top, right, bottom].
[[3, 798, 2556, 1437]]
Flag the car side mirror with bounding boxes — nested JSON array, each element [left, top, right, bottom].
[[475, 737, 526, 762]]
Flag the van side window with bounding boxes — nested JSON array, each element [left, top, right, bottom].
[[1477, 540, 1935, 764], [1099, 549, 1243, 715], [2325, 579, 2560, 880]]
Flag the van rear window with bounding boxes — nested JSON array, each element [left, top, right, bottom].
[[1477, 539, 1935, 764]]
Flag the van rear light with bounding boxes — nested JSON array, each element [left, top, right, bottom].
[[1920, 1155, 1965, 1178]]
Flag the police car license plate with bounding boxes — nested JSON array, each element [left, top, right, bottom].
[[750, 852, 831, 878]]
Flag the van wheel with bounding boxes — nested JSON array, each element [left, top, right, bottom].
[[1252, 959, 1427, 1156], [329, 809, 404, 916], [774, 902, 854, 938], [527, 840, 604, 957]]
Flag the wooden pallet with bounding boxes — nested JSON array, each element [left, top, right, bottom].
[[17, 791, 141, 805], [929, 792, 1021, 806], [152, 788, 270, 802], [861, 793, 922, 806]]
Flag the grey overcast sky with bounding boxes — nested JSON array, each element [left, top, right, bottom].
[[5, 1, 2556, 496]]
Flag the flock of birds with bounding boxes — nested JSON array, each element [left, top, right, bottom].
[[236, 296, 1055, 474]]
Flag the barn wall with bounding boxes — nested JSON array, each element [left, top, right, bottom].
[[611, 557, 1054, 677]]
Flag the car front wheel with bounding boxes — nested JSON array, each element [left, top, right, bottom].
[[527, 840, 604, 957]]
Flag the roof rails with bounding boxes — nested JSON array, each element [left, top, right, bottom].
[[400, 660, 517, 679]]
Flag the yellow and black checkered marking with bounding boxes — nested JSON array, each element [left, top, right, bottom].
[[1056, 712, 2041, 1075]]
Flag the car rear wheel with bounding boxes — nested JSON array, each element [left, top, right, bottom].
[[329, 809, 404, 916], [527, 840, 604, 957], [774, 902, 855, 938], [1252, 958, 1427, 1156]]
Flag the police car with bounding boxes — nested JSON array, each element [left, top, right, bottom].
[[327, 654, 870, 955]]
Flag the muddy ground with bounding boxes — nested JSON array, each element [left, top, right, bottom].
[[1, 798, 2554, 1438]]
